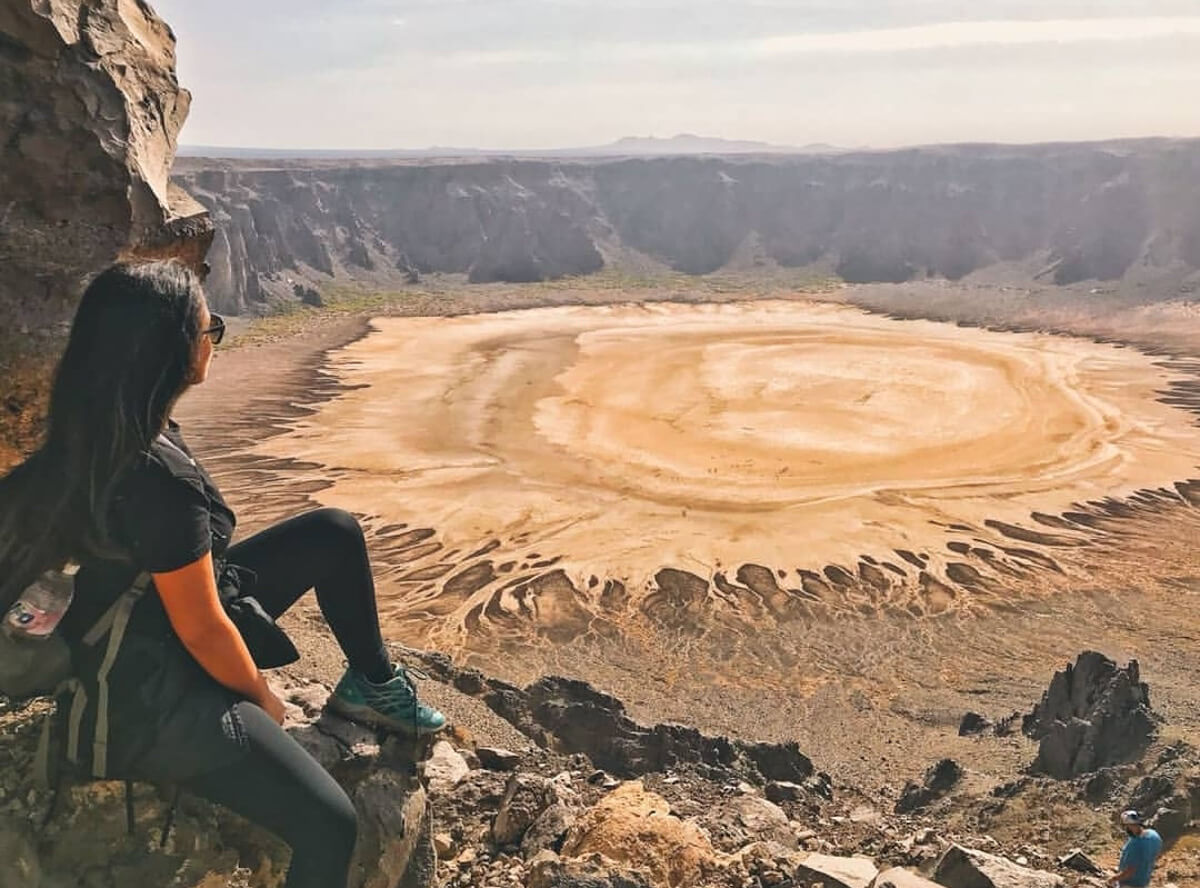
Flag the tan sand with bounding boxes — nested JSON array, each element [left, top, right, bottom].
[[252, 300, 1200, 627]]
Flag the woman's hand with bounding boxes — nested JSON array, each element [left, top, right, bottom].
[[259, 686, 287, 725]]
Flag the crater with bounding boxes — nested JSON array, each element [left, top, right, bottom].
[[256, 300, 1200, 638]]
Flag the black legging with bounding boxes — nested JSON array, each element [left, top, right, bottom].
[[184, 508, 392, 888]]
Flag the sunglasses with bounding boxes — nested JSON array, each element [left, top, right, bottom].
[[203, 313, 226, 346]]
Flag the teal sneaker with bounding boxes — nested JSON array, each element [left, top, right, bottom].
[[327, 664, 448, 736]]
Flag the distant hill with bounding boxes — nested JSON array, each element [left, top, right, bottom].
[[176, 134, 841, 160], [578, 134, 837, 156]]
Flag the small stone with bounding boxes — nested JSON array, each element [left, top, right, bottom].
[[895, 759, 963, 814], [422, 740, 470, 795], [285, 683, 331, 717], [958, 712, 994, 736], [477, 747, 523, 771], [805, 773, 835, 800], [765, 781, 804, 803], [433, 832, 456, 859], [1057, 848, 1102, 874], [849, 805, 881, 824], [587, 770, 621, 789]]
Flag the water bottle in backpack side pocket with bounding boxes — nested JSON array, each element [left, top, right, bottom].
[[4, 569, 75, 641], [0, 569, 75, 698]]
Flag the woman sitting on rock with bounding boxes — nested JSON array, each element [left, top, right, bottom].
[[0, 261, 446, 888]]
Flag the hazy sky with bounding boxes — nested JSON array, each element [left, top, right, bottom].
[[153, 0, 1200, 150]]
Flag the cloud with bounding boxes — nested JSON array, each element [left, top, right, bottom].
[[757, 16, 1200, 55], [423, 16, 1200, 68]]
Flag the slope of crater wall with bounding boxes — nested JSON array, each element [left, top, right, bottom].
[[174, 140, 1200, 315]]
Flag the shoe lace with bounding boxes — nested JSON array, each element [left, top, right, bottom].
[[395, 664, 433, 733]]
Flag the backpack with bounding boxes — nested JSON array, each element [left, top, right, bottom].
[[0, 569, 75, 700], [2, 568, 180, 840]]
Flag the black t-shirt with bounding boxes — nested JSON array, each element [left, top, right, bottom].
[[64, 421, 237, 644]]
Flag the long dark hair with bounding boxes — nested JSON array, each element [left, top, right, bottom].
[[0, 261, 205, 607]]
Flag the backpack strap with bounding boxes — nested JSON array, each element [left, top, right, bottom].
[[34, 571, 155, 834], [86, 572, 152, 778]]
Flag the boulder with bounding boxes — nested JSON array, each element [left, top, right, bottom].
[[522, 803, 577, 858], [8, 678, 434, 887], [700, 794, 796, 851], [350, 767, 435, 888], [872, 867, 942, 888], [793, 853, 878, 888], [1023, 651, 1157, 778], [894, 758, 963, 813], [494, 773, 556, 845], [560, 781, 721, 888], [421, 740, 470, 795], [934, 844, 1064, 888], [527, 851, 654, 888], [279, 680, 438, 888], [0, 0, 211, 339]]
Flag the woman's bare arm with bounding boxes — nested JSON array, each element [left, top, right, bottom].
[[152, 553, 285, 723]]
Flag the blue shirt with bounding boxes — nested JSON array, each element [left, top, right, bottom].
[[1119, 829, 1163, 886]]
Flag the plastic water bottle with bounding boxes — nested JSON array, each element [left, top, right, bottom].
[[4, 570, 74, 641]]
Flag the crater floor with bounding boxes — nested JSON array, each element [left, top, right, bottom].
[[259, 300, 1200, 630]]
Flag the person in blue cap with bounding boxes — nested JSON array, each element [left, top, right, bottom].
[[1111, 810, 1163, 887]]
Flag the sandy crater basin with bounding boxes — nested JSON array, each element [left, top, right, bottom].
[[259, 300, 1200, 589]]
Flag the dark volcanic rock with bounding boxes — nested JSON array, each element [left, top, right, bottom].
[[1023, 651, 1158, 778], [894, 758, 963, 813], [958, 712, 993, 736], [521, 675, 815, 783], [1058, 848, 1103, 874], [1125, 742, 1200, 843], [401, 647, 815, 785]]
